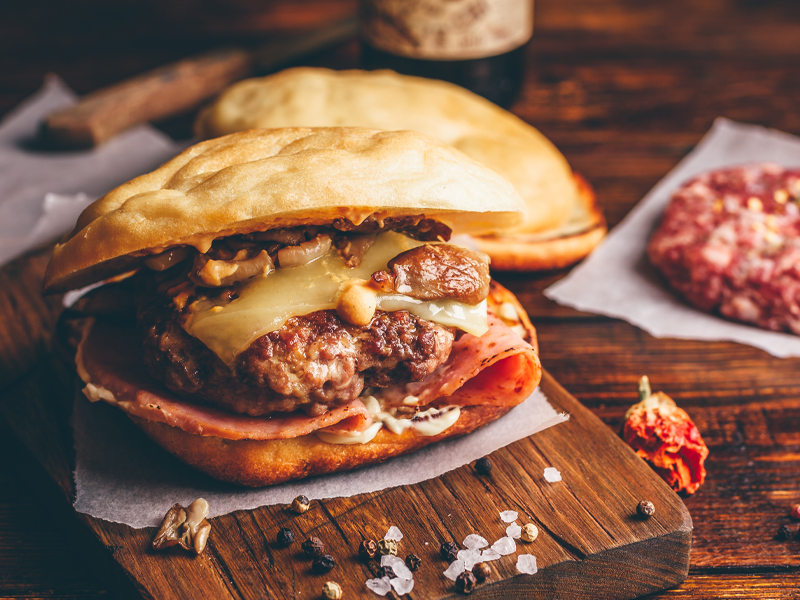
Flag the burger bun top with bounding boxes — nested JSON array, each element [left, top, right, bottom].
[[44, 127, 525, 293]]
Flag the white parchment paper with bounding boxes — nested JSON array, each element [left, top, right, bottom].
[[73, 387, 567, 528], [0, 79, 568, 528], [0, 75, 188, 266], [546, 118, 800, 358]]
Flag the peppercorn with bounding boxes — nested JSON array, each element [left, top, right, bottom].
[[455, 571, 477, 594], [637, 500, 656, 518], [440, 541, 459, 562], [276, 527, 294, 547], [777, 525, 794, 541], [322, 581, 343, 600], [377, 538, 398, 556], [472, 562, 491, 582], [790, 504, 800, 521], [301, 537, 325, 557], [313, 554, 336, 574], [520, 523, 538, 542], [377, 565, 395, 579], [358, 539, 377, 561], [475, 457, 493, 475], [405, 553, 421, 572], [290, 495, 311, 514]]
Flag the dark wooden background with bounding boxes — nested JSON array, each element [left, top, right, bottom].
[[2, 0, 800, 597]]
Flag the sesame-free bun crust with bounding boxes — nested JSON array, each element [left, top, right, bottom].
[[195, 68, 579, 236], [131, 404, 510, 487], [44, 127, 524, 293]]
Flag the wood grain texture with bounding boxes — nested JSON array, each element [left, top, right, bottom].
[[0, 357, 691, 600], [2, 0, 800, 597]]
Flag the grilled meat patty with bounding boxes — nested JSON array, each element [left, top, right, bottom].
[[136, 276, 454, 416]]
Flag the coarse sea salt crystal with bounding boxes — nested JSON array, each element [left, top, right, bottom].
[[463, 534, 489, 549], [480, 548, 502, 561], [392, 561, 413, 580], [381, 554, 412, 579], [385, 526, 404, 541], [500, 510, 519, 523], [506, 522, 522, 539], [544, 467, 562, 482], [457, 548, 482, 571], [381, 554, 404, 568], [491, 536, 516, 556], [391, 577, 414, 595], [516, 554, 538, 575], [366, 577, 392, 595], [443, 559, 466, 581]]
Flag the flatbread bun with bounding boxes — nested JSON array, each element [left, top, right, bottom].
[[194, 68, 605, 269], [44, 127, 525, 293], [131, 404, 511, 487]]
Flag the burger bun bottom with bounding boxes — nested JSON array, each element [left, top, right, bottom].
[[131, 404, 511, 487]]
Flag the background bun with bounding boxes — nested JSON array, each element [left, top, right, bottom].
[[475, 173, 606, 270], [44, 127, 525, 293], [194, 68, 605, 270]]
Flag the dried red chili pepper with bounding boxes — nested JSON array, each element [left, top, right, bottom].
[[622, 376, 709, 495]]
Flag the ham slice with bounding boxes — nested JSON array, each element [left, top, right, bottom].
[[76, 311, 540, 442], [378, 314, 541, 407], [76, 320, 371, 441]]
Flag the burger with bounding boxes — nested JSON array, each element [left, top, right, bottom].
[[194, 67, 606, 271], [44, 127, 542, 487]]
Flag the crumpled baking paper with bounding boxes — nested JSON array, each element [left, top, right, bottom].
[[74, 387, 567, 528], [0, 75, 188, 267], [0, 78, 569, 528], [546, 118, 800, 358]]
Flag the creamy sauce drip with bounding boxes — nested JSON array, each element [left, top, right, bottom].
[[315, 395, 461, 445]]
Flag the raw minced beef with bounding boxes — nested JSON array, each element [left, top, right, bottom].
[[648, 163, 800, 334]]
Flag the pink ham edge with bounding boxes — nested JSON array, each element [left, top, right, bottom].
[[77, 310, 541, 442], [77, 319, 371, 441], [378, 314, 542, 407]]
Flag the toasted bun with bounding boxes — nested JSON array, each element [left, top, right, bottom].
[[194, 68, 579, 236], [130, 404, 511, 487], [44, 127, 524, 293], [474, 173, 607, 270]]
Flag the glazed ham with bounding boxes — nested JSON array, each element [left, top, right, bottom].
[[77, 320, 372, 441], [76, 312, 541, 442], [378, 314, 541, 407]]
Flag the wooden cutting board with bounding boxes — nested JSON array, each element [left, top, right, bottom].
[[0, 249, 691, 600]]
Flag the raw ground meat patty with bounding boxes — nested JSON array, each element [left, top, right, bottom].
[[648, 163, 800, 334]]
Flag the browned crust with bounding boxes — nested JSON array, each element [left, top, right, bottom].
[[475, 173, 607, 271], [130, 404, 511, 487]]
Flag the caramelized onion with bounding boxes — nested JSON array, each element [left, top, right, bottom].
[[278, 234, 332, 268], [144, 247, 190, 271], [191, 250, 275, 287]]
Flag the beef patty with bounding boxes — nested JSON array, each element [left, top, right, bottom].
[[136, 280, 455, 416]]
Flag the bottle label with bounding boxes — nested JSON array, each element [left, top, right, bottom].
[[360, 0, 534, 61]]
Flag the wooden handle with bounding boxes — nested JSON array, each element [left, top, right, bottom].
[[42, 47, 253, 149]]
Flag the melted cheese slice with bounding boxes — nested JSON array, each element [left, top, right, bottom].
[[184, 232, 489, 363]]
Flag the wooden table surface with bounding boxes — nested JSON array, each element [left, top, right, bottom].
[[2, 0, 799, 598]]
